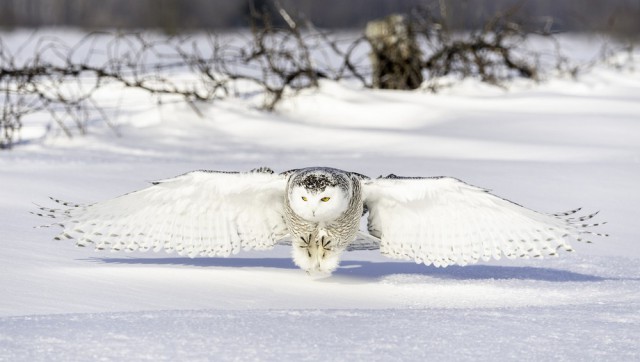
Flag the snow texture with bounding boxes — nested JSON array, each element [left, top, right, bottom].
[[1, 30, 639, 361]]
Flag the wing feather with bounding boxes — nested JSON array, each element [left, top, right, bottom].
[[362, 176, 606, 267], [39, 169, 288, 257]]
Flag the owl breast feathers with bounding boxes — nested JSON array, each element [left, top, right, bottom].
[[35, 167, 607, 274]]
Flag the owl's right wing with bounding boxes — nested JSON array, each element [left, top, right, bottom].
[[36, 168, 289, 257], [362, 176, 606, 267]]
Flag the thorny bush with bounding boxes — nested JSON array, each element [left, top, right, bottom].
[[0, 3, 617, 149]]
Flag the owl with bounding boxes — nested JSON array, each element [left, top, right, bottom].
[[36, 167, 606, 274]]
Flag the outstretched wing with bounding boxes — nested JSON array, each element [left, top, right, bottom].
[[36, 168, 289, 257], [362, 176, 606, 267]]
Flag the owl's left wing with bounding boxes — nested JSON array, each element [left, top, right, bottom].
[[362, 176, 606, 267], [36, 168, 289, 257]]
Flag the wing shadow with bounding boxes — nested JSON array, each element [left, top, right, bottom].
[[88, 257, 606, 282], [334, 261, 606, 282], [90, 257, 299, 270]]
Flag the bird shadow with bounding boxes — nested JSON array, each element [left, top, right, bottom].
[[87, 256, 609, 283]]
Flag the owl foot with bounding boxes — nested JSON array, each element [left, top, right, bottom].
[[292, 234, 343, 274], [320, 236, 332, 251], [299, 234, 313, 257]]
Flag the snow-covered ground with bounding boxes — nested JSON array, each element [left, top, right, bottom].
[[1, 31, 639, 360]]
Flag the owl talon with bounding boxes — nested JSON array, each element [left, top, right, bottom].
[[321, 236, 332, 251], [300, 235, 311, 246]]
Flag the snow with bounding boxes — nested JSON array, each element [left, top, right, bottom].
[[1, 30, 640, 360], [3, 306, 639, 361]]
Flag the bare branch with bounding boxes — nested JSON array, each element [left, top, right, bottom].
[[1, 2, 581, 149]]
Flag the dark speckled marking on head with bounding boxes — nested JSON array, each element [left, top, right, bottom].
[[290, 167, 349, 193]]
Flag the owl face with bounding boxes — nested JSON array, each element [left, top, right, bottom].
[[289, 185, 350, 222]]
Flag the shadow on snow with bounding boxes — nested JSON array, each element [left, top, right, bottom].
[[89, 257, 606, 282]]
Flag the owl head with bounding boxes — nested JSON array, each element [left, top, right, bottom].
[[288, 169, 351, 222]]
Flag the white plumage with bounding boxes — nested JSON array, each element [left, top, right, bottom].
[[36, 167, 607, 274], [363, 176, 603, 267], [44, 170, 289, 257]]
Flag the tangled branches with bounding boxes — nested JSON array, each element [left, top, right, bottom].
[[414, 5, 539, 87], [0, 6, 373, 149], [0, 32, 224, 149], [1, 3, 564, 149]]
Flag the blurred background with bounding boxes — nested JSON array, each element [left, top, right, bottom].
[[0, 0, 639, 38]]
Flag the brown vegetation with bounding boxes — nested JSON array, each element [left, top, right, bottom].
[[0, 1, 632, 149]]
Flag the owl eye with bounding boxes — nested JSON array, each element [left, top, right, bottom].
[[320, 197, 331, 202], [301, 196, 307, 201]]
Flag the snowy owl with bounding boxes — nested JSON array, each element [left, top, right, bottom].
[[36, 167, 606, 274]]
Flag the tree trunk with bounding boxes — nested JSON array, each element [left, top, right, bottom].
[[365, 14, 423, 90]]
